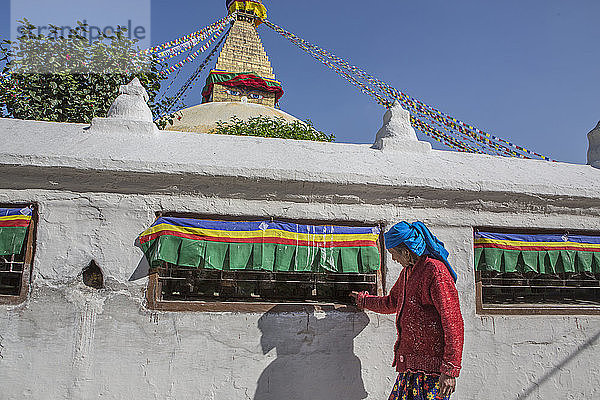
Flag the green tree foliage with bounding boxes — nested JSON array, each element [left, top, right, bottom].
[[212, 116, 335, 142], [0, 20, 181, 128]]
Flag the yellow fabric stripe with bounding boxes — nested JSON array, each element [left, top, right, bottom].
[[475, 238, 600, 250], [0, 215, 32, 222], [141, 224, 378, 243]]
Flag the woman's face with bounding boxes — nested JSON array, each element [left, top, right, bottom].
[[389, 246, 412, 267]]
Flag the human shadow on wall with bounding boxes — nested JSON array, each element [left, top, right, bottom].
[[254, 305, 369, 400]]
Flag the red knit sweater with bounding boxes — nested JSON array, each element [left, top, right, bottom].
[[357, 256, 464, 377]]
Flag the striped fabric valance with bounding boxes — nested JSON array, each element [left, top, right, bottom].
[[475, 231, 600, 274], [138, 218, 381, 273], [0, 208, 33, 256]]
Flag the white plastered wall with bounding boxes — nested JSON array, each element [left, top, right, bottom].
[[1, 114, 600, 399], [0, 188, 599, 400]]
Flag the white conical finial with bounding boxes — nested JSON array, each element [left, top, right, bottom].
[[372, 101, 431, 152], [89, 78, 158, 135], [588, 121, 600, 168], [106, 77, 153, 122]]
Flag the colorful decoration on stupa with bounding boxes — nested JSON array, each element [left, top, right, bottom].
[[201, 70, 283, 103]]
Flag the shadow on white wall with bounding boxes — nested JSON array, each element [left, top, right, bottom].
[[515, 330, 600, 400], [254, 305, 369, 400]]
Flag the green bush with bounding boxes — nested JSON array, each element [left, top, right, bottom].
[[0, 20, 180, 128], [212, 116, 335, 142]]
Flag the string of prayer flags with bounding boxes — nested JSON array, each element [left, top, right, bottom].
[[140, 14, 233, 56], [159, 22, 230, 76], [264, 19, 554, 161], [156, 28, 230, 118]]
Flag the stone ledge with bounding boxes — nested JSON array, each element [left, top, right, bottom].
[[1, 117, 599, 202]]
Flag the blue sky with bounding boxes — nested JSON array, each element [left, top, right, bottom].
[[2, 0, 599, 164]]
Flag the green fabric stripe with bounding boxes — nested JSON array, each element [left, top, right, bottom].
[[481, 248, 503, 272], [295, 245, 318, 272], [142, 236, 382, 274], [547, 251, 560, 271], [537, 252, 550, 274], [576, 251, 594, 273], [157, 235, 181, 266], [274, 245, 295, 272], [559, 250, 576, 273], [139, 239, 159, 268], [0, 226, 29, 256], [594, 253, 600, 273], [228, 243, 253, 270], [178, 239, 206, 268], [252, 243, 276, 271], [521, 251, 538, 273], [204, 242, 229, 270], [320, 247, 341, 273], [361, 247, 381, 272], [474, 245, 600, 274], [474, 248, 483, 270], [503, 250, 519, 273], [340, 247, 360, 273]]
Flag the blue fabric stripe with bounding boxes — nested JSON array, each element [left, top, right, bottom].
[[0, 207, 33, 217], [476, 231, 600, 245], [152, 217, 380, 236]]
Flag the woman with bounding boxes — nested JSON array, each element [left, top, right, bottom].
[[351, 221, 464, 400]]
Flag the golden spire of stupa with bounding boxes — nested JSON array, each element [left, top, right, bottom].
[[207, 1, 281, 107]]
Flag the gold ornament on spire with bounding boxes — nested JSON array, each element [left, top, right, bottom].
[[226, 0, 267, 26]]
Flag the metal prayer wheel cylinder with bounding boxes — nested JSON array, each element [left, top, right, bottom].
[[588, 121, 600, 168]]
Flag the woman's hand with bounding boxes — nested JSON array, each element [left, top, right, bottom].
[[437, 373, 456, 398], [349, 291, 360, 307]]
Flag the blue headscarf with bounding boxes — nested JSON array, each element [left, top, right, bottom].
[[384, 221, 458, 282]]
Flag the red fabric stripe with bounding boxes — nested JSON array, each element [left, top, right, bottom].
[[475, 243, 600, 252], [203, 81, 284, 102], [0, 220, 30, 228], [220, 79, 283, 95], [201, 72, 284, 103], [139, 230, 378, 248]]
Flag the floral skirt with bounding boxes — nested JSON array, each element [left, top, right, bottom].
[[388, 371, 451, 400]]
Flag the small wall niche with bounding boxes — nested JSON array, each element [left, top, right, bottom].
[[83, 260, 104, 289]]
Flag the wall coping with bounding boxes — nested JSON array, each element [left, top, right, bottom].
[[1, 117, 599, 202]]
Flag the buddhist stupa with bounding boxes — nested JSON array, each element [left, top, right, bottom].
[[167, 0, 299, 134]]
